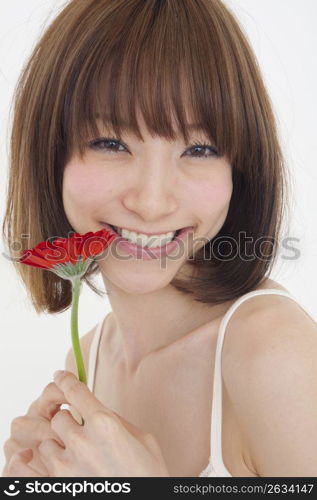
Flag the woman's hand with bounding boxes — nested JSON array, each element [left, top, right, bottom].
[[2, 382, 68, 477], [24, 370, 170, 477]]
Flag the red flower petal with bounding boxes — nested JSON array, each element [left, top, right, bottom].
[[19, 228, 116, 276]]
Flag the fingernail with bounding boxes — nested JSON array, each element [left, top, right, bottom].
[[53, 370, 64, 380]]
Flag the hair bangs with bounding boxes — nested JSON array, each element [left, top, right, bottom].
[[63, 0, 243, 164]]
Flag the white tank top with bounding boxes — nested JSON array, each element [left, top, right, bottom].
[[87, 289, 315, 477]]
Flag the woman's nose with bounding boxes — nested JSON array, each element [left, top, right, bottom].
[[122, 162, 178, 221]]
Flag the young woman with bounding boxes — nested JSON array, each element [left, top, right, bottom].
[[2, 0, 317, 477]]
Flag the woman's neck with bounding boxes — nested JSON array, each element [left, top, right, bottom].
[[101, 274, 233, 376]]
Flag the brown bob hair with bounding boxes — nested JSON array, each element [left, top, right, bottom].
[[2, 0, 291, 314]]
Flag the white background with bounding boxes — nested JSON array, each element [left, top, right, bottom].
[[0, 0, 316, 472]]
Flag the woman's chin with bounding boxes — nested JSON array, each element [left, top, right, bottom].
[[99, 264, 175, 294]]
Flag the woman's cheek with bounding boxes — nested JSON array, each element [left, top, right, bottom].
[[62, 166, 106, 230], [194, 178, 233, 214]]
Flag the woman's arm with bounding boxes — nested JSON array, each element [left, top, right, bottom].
[[225, 299, 317, 477]]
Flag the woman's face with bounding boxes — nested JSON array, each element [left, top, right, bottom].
[[62, 113, 233, 294]]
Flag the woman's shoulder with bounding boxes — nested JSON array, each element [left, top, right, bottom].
[[239, 277, 316, 337], [223, 277, 309, 339], [221, 277, 317, 427], [222, 276, 317, 431], [222, 277, 316, 370], [231, 277, 291, 317], [222, 278, 317, 476]]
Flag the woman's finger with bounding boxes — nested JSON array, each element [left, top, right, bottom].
[[10, 415, 65, 448], [50, 409, 82, 446], [27, 382, 68, 420], [3, 438, 20, 462], [53, 371, 105, 421], [38, 438, 64, 461], [4, 450, 40, 477], [38, 438, 65, 474], [3, 438, 50, 476]]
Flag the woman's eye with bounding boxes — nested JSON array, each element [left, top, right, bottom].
[[87, 137, 219, 159], [87, 138, 128, 153], [184, 142, 219, 159]]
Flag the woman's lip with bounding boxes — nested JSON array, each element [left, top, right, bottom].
[[110, 225, 193, 259]]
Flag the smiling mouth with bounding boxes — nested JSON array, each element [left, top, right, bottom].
[[102, 222, 187, 237], [107, 223, 182, 240]]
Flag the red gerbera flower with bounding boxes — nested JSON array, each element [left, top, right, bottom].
[[18, 228, 116, 403], [19, 228, 116, 281]]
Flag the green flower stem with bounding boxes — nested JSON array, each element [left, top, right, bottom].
[[71, 276, 86, 426]]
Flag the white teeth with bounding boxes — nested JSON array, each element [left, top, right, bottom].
[[113, 226, 176, 248]]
